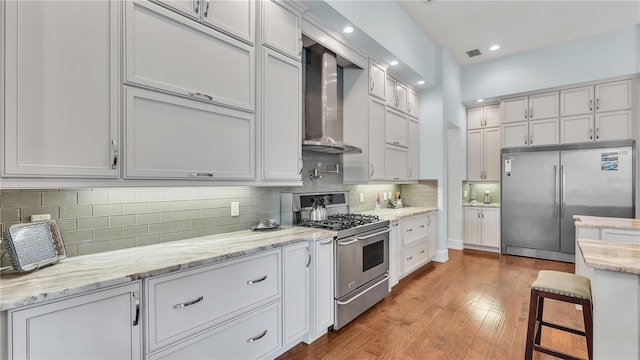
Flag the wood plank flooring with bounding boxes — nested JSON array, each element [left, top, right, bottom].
[[278, 249, 587, 360]]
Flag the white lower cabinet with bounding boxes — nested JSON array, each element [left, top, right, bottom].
[[282, 242, 310, 347], [8, 282, 141, 360], [389, 221, 400, 288], [464, 207, 500, 249], [306, 238, 334, 343], [124, 87, 255, 180], [397, 212, 436, 280]]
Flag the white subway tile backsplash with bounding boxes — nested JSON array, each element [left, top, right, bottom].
[[170, 200, 192, 211], [78, 217, 109, 230], [171, 220, 191, 232], [78, 191, 109, 205], [110, 214, 137, 227], [191, 218, 210, 229], [137, 213, 162, 225], [160, 232, 182, 243], [95, 228, 123, 241], [122, 203, 149, 215], [148, 201, 172, 212], [181, 210, 201, 221], [149, 222, 172, 235], [136, 191, 163, 202], [1, 208, 20, 223], [135, 235, 160, 246], [63, 230, 93, 245], [78, 241, 110, 256], [60, 205, 92, 218], [1, 192, 42, 207], [123, 225, 149, 238], [43, 192, 77, 206], [161, 211, 182, 223], [108, 191, 136, 203], [94, 204, 122, 216], [109, 238, 136, 251], [56, 218, 77, 232], [22, 206, 60, 221], [182, 229, 202, 239]]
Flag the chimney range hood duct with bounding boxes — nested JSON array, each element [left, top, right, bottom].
[[303, 44, 362, 155]]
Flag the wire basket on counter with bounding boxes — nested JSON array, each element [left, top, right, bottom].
[[3, 220, 66, 272]]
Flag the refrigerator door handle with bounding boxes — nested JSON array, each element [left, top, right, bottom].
[[561, 165, 566, 218], [553, 165, 559, 219]]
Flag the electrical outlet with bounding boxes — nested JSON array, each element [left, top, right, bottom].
[[230, 202, 240, 217], [359, 193, 364, 203], [31, 214, 51, 222]]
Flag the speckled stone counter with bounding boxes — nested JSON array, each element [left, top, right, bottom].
[[362, 207, 437, 221], [574, 215, 640, 230], [0, 226, 334, 311], [578, 239, 640, 275], [462, 202, 501, 208]]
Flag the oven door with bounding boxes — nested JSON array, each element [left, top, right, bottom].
[[335, 227, 390, 299]]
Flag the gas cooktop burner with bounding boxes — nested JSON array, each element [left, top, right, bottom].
[[302, 213, 380, 231]]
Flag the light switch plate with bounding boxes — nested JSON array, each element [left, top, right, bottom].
[[230, 202, 240, 217], [359, 193, 364, 203]]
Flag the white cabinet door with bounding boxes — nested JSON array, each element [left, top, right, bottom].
[[464, 207, 481, 245], [385, 76, 397, 108], [560, 86, 593, 116], [402, 240, 428, 275], [125, 87, 254, 180], [261, 48, 302, 181], [385, 145, 408, 181], [10, 282, 141, 360], [385, 109, 408, 147], [369, 98, 386, 181], [283, 242, 309, 346], [595, 110, 632, 142], [481, 208, 500, 248], [467, 107, 484, 130], [484, 105, 501, 127], [3, 0, 119, 177], [202, 0, 255, 44], [426, 213, 437, 260], [262, 0, 301, 60], [369, 60, 386, 100], [395, 82, 408, 114], [408, 90, 420, 118], [467, 129, 483, 181], [595, 80, 632, 112], [483, 128, 501, 182], [560, 114, 594, 144], [125, 1, 255, 112], [529, 118, 559, 146], [390, 221, 400, 287], [154, 0, 199, 19], [307, 238, 334, 342], [502, 97, 528, 123], [408, 119, 419, 181], [528, 92, 559, 120], [502, 121, 529, 148]]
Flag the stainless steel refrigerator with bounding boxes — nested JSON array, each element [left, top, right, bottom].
[[501, 141, 635, 262]]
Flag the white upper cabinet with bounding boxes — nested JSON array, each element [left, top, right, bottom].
[[468, 104, 500, 130], [124, 87, 254, 180], [369, 59, 386, 100], [528, 92, 559, 120], [560, 86, 593, 116], [385, 76, 409, 113], [407, 89, 420, 118], [595, 110, 632, 142], [3, 0, 120, 178], [262, 0, 301, 60], [502, 97, 529, 123], [484, 128, 501, 181], [467, 127, 500, 182], [125, 1, 255, 112], [260, 48, 302, 181], [395, 82, 408, 114], [529, 118, 559, 146], [385, 109, 408, 147], [385, 145, 408, 182], [502, 92, 559, 147], [560, 114, 594, 144], [156, 0, 255, 44], [595, 80, 632, 112], [502, 122, 528, 148], [408, 119, 419, 181], [369, 98, 387, 181]]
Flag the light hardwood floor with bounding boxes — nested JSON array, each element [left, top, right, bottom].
[[278, 249, 587, 360]]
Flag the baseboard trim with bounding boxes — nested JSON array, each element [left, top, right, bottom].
[[463, 244, 500, 253], [448, 238, 464, 250], [433, 249, 449, 263]]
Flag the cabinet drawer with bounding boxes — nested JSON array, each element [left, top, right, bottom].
[[402, 214, 428, 246], [148, 302, 281, 360], [402, 240, 428, 276], [125, 1, 255, 111], [145, 250, 280, 352]]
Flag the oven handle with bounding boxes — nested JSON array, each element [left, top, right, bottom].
[[336, 275, 390, 305], [337, 238, 359, 246], [355, 228, 391, 241]]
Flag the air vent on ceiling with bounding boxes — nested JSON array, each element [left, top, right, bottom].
[[466, 49, 482, 58]]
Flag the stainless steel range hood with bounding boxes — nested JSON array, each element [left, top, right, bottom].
[[303, 44, 362, 155]]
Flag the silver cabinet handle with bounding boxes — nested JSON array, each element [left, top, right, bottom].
[[174, 296, 204, 309], [530, 134, 533, 145], [595, 128, 599, 140], [355, 228, 391, 240], [595, 98, 600, 110], [370, 163, 375, 177], [247, 329, 268, 343], [392, 223, 399, 227], [419, 225, 425, 228], [477, 211, 480, 218], [419, 250, 425, 254], [132, 291, 140, 326], [111, 139, 118, 170], [409, 168, 412, 177], [392, 141, 400, 145], [481, 211, 484, 218], [406, 228, 413, 232], [406, 256, 413, 261], [338, 239, 358, 246], [188, 91, 213, 101], [336, 275, 390, 305], [370, 78, 374, 91], [306, 247, 311, 268], [298, 159, 303, 175], [320, 239, 333, 245], [194, 0, 200, 14], [408, 102, 412, 112], [247, 275, 267, 285], [561, 165, 566, 218], [589, 99, 593, 111], [589, 128, 593, 140], [529, 107, 534, 119], [204, 0, 210, 17], [190, 172, 213, 177]]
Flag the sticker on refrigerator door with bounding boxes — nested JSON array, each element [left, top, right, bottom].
[[504, 159, 512, 176], [600, 152, 618, 171]]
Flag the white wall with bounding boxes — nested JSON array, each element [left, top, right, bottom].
[[462, 26, 639, 102]]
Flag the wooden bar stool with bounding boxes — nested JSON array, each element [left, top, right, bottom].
[[525, 270, 593, 360]]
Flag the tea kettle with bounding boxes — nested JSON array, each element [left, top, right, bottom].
[[310, 197, 328, 221]]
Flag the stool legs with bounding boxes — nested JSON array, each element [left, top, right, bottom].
[[524, 289, 539, 360], [535, 295, 544, 346], [581, 298, 593, 360]]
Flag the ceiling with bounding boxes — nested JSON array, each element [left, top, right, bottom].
[[398, 0, 640, 66]]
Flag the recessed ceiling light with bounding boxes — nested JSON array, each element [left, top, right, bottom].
[[417, 80, 425, 85], [489, 45, 500, 51], [343, 26, 354, 34], [477, 99, 484, 103], [390, 60, 399, 66]]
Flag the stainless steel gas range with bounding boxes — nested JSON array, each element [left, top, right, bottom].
[[281, 192, 390, 331]]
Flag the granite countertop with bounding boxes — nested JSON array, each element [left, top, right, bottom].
[[0, 226, 334, 311], [578, 239, 640, 275], [462, 202, 501, 208], [362, 207, 438, 221], [574, 215, 640, 230]]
